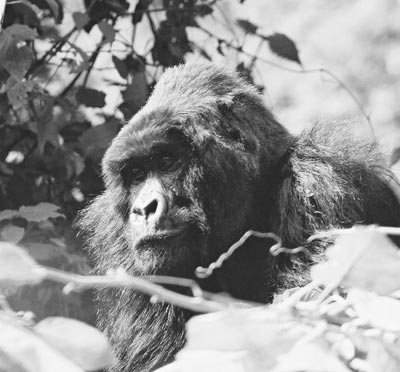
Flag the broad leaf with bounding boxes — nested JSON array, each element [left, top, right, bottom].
[[35, 317, 116, 371], [264, 33, 302, 65], [0, 242, 44, 284], [98, 20, 115, 44], [348, 289, 400, 332], [236, 19, 258, 35], [112, 55, 128, 79], [0, 210, 19, 222], [72, 12, 89, 29], [0, 315, 83, 372], [312, 230, 400, 295], [76, 87, 106, 108], [273, 339, 351, 372], [1, 224, 25, 244], [19, 202, 64, 222]]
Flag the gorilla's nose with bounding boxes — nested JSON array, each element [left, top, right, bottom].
[[132, 192, 168, 224]]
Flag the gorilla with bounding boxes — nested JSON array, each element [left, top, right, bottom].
[[78, 62, 400, 372]]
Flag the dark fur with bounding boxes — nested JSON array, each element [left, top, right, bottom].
[[78, 63, 400, 372]]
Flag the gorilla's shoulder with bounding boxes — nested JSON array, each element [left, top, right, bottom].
[[277, 122, 400, 244]]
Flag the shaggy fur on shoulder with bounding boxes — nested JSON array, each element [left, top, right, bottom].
[[77, 62, 400, 372]]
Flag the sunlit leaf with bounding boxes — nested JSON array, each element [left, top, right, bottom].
[[311, 231, 400, 295], [1, 224, 25, 244], [35, 317, 116, 371], [0, 242, 44, 284], [348, 289, 400, 332], [19, 203, 64, 222], [0, 315, 83, 372], [185, 308, 308, 370], [66, 41, 89, 73], [274, 339, 351, 372], [0, 210, 19, 222], [263, 33, 302, 65]]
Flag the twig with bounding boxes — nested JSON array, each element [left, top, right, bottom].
[[43, 268, 226, 313], [307, 224, 400, 242], [196, 230, 283, 279], [197, 26, 374, 137]]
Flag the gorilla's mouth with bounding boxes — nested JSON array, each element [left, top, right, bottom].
[[138, 229, 185, 245]]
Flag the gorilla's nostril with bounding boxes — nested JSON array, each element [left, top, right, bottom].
[[144, 199, 158, 217]]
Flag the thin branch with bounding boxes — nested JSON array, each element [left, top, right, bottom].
[[197, 26, 374, 136], [43, 268, 226, 313]]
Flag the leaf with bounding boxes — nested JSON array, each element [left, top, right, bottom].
[[1, 24, 37, 43], [98, 20, 115, 44], [131, 0, 151, 25], [365, 339, 400, 372], [19, 202, 64, 222], [24, 243, 67, 263], [196, 4, 213, 17], [79, 119, 120, 161], [3, 44, 33, 78], [0, 316, 83, 372], [35, 317, 116, 371], [65, 41, 89, 73], [45, 0, 63, 23], [0, 242, 45, 284], [264, 33, 302, 65], [65, 151, 85, 178], [119, 71, 148, 119], [348, 289, 400, 332], [72, 12, 89, 29], [311, 231, 400, 295], [6, 77, 34, 109], [76, 87, 106, 108], [236, 19, 258, 35], [0, 210, 19, 222], [390, 146, 400, 166], [1, 224, 25, 244], [273, 339, 351, 372], [112, 55, 128, 79], [185, 309, 308, 370]]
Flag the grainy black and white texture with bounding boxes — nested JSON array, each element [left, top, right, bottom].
[[78, 63, 400, 372]]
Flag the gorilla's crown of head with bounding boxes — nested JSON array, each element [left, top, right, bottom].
[[104, 62, 292, 184]]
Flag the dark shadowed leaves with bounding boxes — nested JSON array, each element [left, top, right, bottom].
[[76, 87, 106, 108], [79, 119, 121, 161], [72, 11, 89, 29], [112, 56, 128, 79], [131, 0, 151, 25], [236, 19, 258, 35], [98, 20, 116, 44], [264, 33, 302, 65], [196, 4, 213, 17]]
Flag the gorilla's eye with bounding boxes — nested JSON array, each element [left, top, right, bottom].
[[121, 162, 146, 184], [158, 154, 177, 171], [131, 166, 146, 181]]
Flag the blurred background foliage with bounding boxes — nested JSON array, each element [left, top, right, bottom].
[[0, 0, 400, 322]]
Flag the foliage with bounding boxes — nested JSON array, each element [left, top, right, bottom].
[[0, 0, 306, 324], [0, 228, 400, 372], [1, 1, 400, 371]]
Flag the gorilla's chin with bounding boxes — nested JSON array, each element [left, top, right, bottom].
[[130, 235, 203, 277]]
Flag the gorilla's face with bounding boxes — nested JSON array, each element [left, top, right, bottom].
[[101, 106, 258, 278]]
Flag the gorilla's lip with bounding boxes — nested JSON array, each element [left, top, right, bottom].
[[137, 228, 185, 245]]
